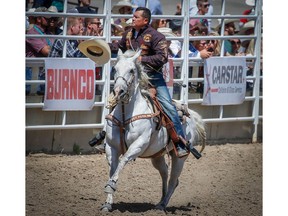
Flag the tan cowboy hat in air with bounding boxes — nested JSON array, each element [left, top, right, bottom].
[[78, 39, 111, 65], [112, 0, 137, 14], [157, 27, 177, 37]]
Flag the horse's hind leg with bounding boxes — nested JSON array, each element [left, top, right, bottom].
[[151, 155, 168, 206], [156, 152, 186, 210]]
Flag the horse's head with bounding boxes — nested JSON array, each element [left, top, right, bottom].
[[112, 49, 142, 103]]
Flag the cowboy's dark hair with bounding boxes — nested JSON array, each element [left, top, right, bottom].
[[197, 0, 209, 6], [135, 7, 151, 24]]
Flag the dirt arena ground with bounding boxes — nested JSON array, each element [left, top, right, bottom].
[[26, 143, 262, 216]]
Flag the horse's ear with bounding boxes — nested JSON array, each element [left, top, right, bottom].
[[117, 49, 124, 60], [131, 49, 142, 62]]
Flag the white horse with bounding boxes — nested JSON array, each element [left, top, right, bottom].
[[101, 49, 206, 212]]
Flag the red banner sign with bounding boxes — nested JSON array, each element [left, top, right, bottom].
[[43, 59, 95, 110]]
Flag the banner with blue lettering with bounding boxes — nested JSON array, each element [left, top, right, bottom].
[[202, 57, 246, 105], [43, 59, 95, 110]]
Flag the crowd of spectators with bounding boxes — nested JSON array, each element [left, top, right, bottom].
[[25, 0, 259, 96], [167, 0, 258, 93]]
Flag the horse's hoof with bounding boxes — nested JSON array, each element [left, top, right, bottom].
[[104, 179, 117, 194], [101, 202, 112, 212], [155, 203, 166, 211]]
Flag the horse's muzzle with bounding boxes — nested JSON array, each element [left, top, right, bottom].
[[113, 87, 126, 100]]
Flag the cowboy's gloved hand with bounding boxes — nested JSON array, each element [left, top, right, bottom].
[[137, 56, 142, 63]]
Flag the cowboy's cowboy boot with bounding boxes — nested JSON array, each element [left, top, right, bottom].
[[178, 136, 202, 159], [174, 139, 189, 158]]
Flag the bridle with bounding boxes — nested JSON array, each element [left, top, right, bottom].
[[113, 69, 136, 104]]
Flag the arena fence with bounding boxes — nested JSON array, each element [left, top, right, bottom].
[[25, 0, 262, 148]]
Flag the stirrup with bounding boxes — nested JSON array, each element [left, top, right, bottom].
[[88, 131, 106, 147], [187, 142, 202, 159]]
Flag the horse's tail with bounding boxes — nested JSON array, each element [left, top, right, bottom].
[[189, 109, 206, 153]]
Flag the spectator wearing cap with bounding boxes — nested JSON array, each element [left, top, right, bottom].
[[237, 20, 255, 56], [26, 7, 52, 57], [216, 15, 239, 55], [215, 15, 239, 35], [112, 0, 136, 14], [46, 6, 62, 35], [76, 0, 97, 14], [112, 0, 136, 30]]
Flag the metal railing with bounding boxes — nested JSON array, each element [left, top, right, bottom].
[[26, 0, 263, 142]]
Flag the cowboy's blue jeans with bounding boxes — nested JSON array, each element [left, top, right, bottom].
[[147, 71, 185, 139]]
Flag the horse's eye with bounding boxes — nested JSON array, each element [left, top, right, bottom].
[[130, 69, 134, 74]]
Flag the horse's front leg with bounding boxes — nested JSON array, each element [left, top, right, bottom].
[[104, 128, 151, 194], [101, 144, 120, 212]]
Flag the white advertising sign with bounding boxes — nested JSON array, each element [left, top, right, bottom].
[[202, 57, 247, 105], [43, 59, 95, 110]]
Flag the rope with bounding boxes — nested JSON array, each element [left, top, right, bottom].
[[106, 92, 118, 109]]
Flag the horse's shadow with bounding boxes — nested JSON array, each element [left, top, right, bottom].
[[111, 202, 196, 214]]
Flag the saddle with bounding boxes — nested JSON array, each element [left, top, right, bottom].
[[143, 87, 190, 144]]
